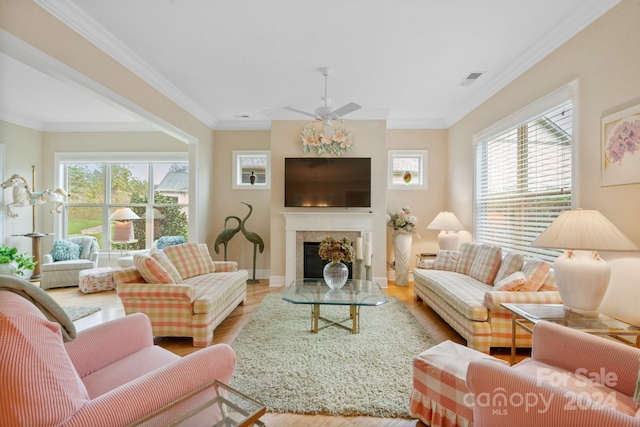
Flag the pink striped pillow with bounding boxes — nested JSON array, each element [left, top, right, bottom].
[[163, 242, 209, 280], [134, 254, 175, 284], [433, 250, 461, 272], [520, 259, 551, 292], [455, 243, 482, 276]]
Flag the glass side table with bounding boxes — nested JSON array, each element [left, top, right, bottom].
[[501, 303, 640, 365], [128, 380, 265, 427]]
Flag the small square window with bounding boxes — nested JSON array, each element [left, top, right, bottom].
[[387, 150, 428, 190], [233, 151, 271, 190]]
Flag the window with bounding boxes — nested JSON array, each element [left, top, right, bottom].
[[233, 151, 271, 189], [57, 153, 189, 251], [387, 150, 428, 190], [474, 82, 576, 261]]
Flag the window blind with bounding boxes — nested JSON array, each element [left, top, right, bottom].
[[474, 100, 573, 262]]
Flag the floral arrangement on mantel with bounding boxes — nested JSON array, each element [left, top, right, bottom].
[[386, 206, 420, 238], [318, 236, 355, 263], [300, 125, 355, 156]]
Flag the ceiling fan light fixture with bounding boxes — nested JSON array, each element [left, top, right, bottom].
[[323, 120, 335, 137]]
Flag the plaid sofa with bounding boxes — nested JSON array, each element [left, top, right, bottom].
[[414, 243, 561, 354], [114, 242, 248, 347]]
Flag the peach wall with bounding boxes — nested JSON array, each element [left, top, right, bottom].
[[447, 0, 640, 323], [211, 130, 271, 276]]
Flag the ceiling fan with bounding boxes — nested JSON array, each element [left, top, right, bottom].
[[284, 67, 361, 136]]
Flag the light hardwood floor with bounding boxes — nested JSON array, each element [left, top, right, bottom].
[[46, 280, 529, 427]]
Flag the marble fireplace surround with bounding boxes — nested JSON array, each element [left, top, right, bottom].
[[281, 212, 374, 286]]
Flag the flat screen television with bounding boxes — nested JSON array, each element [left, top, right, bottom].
[[284, 157, 371, 208]]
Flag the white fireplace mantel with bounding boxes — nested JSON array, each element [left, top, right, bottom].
[[281, 212, 375, 285]]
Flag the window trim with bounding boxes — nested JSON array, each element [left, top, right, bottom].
[[472, 80, 579, 260], [54, 152, 189, 248], [232, 150, 271, 190], [387, 150, 428, 190]]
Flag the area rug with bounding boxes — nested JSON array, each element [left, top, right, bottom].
[[63, 306, 101, 321], [230, 294, 436, 418]]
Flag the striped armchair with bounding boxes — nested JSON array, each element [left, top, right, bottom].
[[467, 320, 640, 426], [0, 288, 236, 426]]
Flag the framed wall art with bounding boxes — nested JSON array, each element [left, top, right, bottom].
[[601, 103, 640, 187]]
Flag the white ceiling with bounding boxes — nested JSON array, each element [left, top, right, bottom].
[[0, 0, 620, 132]]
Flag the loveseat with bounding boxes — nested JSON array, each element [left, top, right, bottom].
[[413, 242, 562, 353], [114, 242, 248, 347]]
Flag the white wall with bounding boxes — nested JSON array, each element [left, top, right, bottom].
[[447, 0, 640, 323]]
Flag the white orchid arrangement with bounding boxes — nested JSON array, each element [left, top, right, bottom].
[[300, 125, 355, 156]]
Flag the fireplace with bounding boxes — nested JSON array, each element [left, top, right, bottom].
[[282, 212, 374, 285], [303, 241, 353, 279]]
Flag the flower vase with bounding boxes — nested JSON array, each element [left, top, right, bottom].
[[323, 261, 349, 290], [393, 232, 412, 286]]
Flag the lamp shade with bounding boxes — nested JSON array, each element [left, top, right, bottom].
[[427, 211, 464, 231], [531, 209, 638, 251], [109, 208, 140, 222]]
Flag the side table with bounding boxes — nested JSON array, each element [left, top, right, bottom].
[[501, 303, 640, 365]]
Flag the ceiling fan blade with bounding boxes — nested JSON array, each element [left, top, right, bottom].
[[283, 106, 319, 119], [329, 102, 361, 119]]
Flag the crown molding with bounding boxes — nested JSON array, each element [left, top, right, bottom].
[[386, 118, 447, 129], [443, 0, 621, 127], [42, 122, 158, 132], [0, 29, 198, 143], [214, 120, 272, 131], [35, 0, 217, 130], [0, 111, 44, 131]]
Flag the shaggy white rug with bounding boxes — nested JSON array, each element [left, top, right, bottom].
[[230, 294, 436, 418]]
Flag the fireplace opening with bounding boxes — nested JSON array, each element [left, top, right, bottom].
[[303, 242, 353, 279]]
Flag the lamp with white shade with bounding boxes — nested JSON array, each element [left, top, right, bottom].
[[110, 208, 140, 242], [531, 209, 638, 317], [427, 211, 464, 251]]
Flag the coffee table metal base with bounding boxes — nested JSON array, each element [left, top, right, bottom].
[[312, 304, 360, 334]]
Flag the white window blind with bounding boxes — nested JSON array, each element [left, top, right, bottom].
[[474, 93, 574, 262]]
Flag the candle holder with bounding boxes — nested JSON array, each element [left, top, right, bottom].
[[354, 258, 363, 280], [365, 265, 372, 281]]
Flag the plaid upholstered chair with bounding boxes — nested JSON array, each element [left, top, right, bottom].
[[40, 236, 99, 289], [0, 277, 237, 426]]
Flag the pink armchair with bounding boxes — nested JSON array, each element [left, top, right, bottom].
[[0, 288, 237, 426], [466, 320, 640, 427]]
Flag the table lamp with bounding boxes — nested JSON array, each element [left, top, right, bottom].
[[427, 211, 464, 250], [110, 208, 140, 242], [531, 209, 638, 317]]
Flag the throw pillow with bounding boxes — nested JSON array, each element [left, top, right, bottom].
[[433, 250, 461, 272], [520, 259, 551, 292], [134, 254, 175, 284], [468, 244, 502, 285], [455, 242, 482, 276], [198, 243, 216, 273], [150, 250, 183, 284], [163, 242, 209, 280], [50, 240, 81, 261], [494, 271, 528, 291], [493, 252, 525, 284], [156, 236, 186, 250]]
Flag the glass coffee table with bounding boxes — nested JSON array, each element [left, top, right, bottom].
[[128, 380, 265, 426], [502, 303, 640, 365], [281, 279, 389, 334]]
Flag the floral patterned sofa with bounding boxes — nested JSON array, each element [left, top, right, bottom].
[[114, 242, 248, 347], [413, 242, 561, 353]]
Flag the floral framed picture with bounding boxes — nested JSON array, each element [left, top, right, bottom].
[[601, 103, 640, 187]]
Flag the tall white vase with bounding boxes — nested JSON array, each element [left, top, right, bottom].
[[393, 232, 412, 286]]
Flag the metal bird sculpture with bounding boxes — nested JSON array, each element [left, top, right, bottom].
[[240, 202, 264, 284], [214, 215, 242, 261]]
